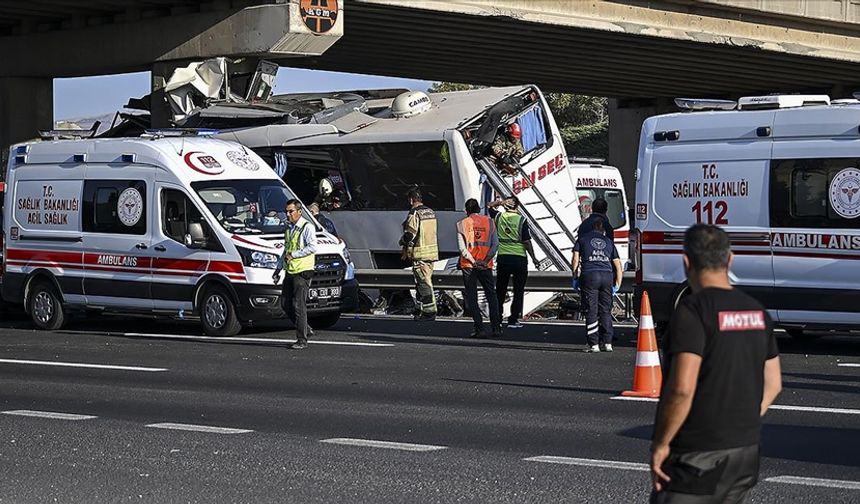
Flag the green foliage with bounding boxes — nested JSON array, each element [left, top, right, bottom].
[[428, 82, 609, 158]]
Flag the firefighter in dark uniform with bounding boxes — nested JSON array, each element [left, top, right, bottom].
[[490, 123, 525, 175], [399, 188, 439, 321], [571, 219, 623, 352]]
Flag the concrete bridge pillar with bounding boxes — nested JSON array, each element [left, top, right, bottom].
[[0, 77, 52, 166]]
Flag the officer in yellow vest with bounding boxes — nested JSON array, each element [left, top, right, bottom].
[[489, 196, 537, 328], [273, 199, 317, 349], [399, 188, 438, 321]]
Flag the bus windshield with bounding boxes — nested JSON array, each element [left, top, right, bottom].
[[191, 179, 302, 235]]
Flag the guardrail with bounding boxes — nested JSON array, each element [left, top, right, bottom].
[[354, 269, 637, 320], [355, 269, 635, 293]]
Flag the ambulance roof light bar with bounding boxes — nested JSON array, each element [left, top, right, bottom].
[[674, 98, 737, 111], [143, 128, 220, 138], [737, 95, 830, 110], [38, 121, 100, 141]]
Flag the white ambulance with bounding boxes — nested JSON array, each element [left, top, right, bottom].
[[632, 95, 860, 337], [569, 157, 630, 267], [1, 133, 357, 335]]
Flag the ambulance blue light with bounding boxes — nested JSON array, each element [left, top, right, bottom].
[[122, 153, 136, 163], [15, 145, 29, 155], [73, 154, 86, 163]]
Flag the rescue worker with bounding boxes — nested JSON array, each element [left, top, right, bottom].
[[578, 197, 615, 241], [488, 196, 537, 328], [272, 199, 317, 350], [571, 219, 622, 352], [490, 123, 525, 175], [650, 224, 782, 503], [399, 188, 438, 321], [308, 202, 338, 237], [457, 198, 501, 338]]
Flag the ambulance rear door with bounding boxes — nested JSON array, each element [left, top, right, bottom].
[[649, 114, 775, 297], [770, 108, 860, 325]]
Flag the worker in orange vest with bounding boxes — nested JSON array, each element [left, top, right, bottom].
[[457, 198, 502, 338]]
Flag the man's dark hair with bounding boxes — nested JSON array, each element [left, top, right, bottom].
[[592, 198, 608, 214], [684, 224, 731, 271], [465, 198, 480, 215], [407, 188, 423, 202], [505, 196, 520, 209], [593, 218, 605, 233], [285, 198, 301, 209]]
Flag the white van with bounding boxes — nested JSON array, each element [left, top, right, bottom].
[[631, 95, 860, 337], [569, 157, 630, 266], [1, 133, 357, 335]]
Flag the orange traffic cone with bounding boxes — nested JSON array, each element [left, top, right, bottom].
[[621, 291, 663, 398]]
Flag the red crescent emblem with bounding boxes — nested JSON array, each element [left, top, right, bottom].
[[184, 151, 224, 175]]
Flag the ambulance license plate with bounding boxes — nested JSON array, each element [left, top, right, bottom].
[[309, 286, 340, 299]]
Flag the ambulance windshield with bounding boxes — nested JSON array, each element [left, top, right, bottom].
[[576, 188, 627, 230], [191, 179, 300, 235]]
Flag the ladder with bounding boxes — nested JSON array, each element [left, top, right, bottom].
[[477, 158, 577, 273]]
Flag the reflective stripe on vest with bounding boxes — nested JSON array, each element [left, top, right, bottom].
[[496, 211, 526, 257], [405, 205, 439, 261], [457, 214, 495, 269], [285, 218, 315, 274]]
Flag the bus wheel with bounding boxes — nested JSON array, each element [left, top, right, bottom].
[[309, 312, 341, 330], [28, 280, 66, 331], [200, 285, 241, 337]]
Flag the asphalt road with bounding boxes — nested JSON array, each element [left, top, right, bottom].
[[0, 314, 858, 503]]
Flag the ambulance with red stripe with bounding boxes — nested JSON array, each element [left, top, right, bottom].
[[1, 134, 357, 335], [631, 94, 860, 338]]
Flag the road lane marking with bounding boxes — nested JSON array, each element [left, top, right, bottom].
[[525, 456, 649, 471], [611, 396, 658, 403], [118, 333, 393, 347], [769, 405, 860, 415], [837, 363, 860, 368], [611, 396, 860, 415], [0, 359, 166, 372], [146, 422, 253, 434], [2, 410, 96, 420], [766, 476, 860, 490], [320, 438, 446, 452]]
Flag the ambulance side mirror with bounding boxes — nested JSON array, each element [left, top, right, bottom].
[[185, 222, 207, 249]]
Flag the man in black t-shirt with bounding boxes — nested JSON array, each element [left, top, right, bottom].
[[650, 224, 782, 504]]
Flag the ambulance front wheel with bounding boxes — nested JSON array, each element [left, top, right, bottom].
[[200, 285, 241, 337], [309, 312, 341, 330], [27, 280, 66, 331]]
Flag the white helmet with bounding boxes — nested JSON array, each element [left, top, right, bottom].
[[318, 178, 334, 197]]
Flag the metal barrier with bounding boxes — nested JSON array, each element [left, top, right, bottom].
[[354, 269, 637, 320]]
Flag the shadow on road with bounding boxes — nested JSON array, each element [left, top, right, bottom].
[[618, 424, 860, 468], [442, 378, 621, 396]]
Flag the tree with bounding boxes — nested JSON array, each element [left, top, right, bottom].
[[427, 82, 608, 158]]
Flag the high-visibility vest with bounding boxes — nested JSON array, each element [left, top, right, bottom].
[[457, 213, 496, 269], [495, 211, 526, 257], [285, 218, 315, 274], [403, 205, 439, 261]]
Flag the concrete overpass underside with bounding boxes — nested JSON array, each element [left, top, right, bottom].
[[287, 0, 860, 99]]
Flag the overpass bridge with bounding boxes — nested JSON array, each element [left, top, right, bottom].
[[2, 0, 860, 190]]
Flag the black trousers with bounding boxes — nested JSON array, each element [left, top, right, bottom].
[[496, 256, 528, 324], [651, 444, 760, 504], [282, 270, 313, 343], [582, 270, 613, 346], [462, 267, 501, 334]]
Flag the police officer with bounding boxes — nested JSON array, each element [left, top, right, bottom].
[[457, 198, 501, 338], [571, 219, 622, 352], [273, 199, 317, 350], [489, 196, 538, 328], [399, 188, 439, 321], [490, 123, 525, 175]]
